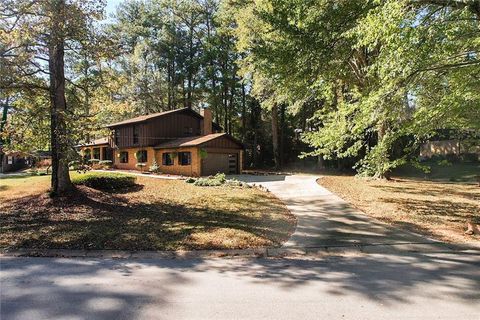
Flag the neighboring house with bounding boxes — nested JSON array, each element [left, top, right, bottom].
[[0, 147, 27, 173], [79, 108, 244, 176], [420, 139, 480, 160], [78, 137, 114, 163]]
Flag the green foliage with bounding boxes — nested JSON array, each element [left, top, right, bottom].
[[185, 177, 196, 183], [228, 0, 480, 177], [72, 172, 137, 191], [191, 173, 250, 188], [98, 160, 113, 169], [199, 148, 208, 159]]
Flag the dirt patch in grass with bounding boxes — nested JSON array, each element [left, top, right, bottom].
[[0, 175, 296, 250], [318, 175, 480, 243]]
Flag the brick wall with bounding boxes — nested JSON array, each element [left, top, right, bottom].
[[154, 147, 201, 176]]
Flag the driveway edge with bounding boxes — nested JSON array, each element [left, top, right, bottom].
[[1, 242, 478, 260]]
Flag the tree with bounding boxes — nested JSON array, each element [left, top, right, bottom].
[[227, 0, 480, 177], [1, 0, 106, 195]]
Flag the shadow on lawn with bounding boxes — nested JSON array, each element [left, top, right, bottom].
[[376, 181, 479, 200], [0, 185, 293, 250], [1, 251, 479, 319]]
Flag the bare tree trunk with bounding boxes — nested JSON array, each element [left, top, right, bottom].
[[377, 121, 391, 180], [48, 0, 72, 195], [241, 82, 246, 142], [271, 103, 280, 170], [279, 104, 286, 168]]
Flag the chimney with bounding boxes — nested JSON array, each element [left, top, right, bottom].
[[200, 107, 212, 135]]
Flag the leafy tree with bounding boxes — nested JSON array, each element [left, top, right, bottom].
[[1, 0, 106, 194]]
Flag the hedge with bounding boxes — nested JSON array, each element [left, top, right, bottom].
[[72, 172, 137, 191]]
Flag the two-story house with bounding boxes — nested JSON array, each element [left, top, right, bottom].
[[79, 108, 244, 176]]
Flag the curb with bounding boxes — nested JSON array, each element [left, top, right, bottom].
[[1, 242, 478, 260]]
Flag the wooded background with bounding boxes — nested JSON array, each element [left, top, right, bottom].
[[1, 0, 479, 193]]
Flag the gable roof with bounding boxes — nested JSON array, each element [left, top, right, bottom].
[[106, 108, 221, 130], [154, 133, 243, 149], [77, 137, 109, 147]]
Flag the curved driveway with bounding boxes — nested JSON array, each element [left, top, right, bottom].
[[235, 174, 439, 250]]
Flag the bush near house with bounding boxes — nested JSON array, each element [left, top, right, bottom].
[[188, 173, 250, 188], [98, 160, 113, 169], [72, 172, 136, 191]]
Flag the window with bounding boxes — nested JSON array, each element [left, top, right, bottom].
[[120, 151, 128, 163], [178, 152, 191, 166], [93, 148, 100, 160], [184, 126, 193, 136], [137, 150, 147, 163], [133, 125, 139, 144], [103, 147, 112, 160], [114, 130, 120, 146], [7, 156, 13, 164], [162, 153, 174, 166], [83, 149, 91, 162]]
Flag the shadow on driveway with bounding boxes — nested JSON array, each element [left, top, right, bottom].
[[1, 252, 479, 319]]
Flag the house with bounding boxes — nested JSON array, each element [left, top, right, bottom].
[[0, 146, 27, 173], [79, 108, 244, 176]]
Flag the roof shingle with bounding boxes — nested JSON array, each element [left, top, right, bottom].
[[154, 133, 241, 149]]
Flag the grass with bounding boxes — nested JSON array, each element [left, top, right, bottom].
[[318, 164, 480, 243], [393, 162, 480, 183], [0, 173, 296, 251]]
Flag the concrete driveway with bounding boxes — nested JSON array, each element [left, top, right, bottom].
[[233, 174, 443, 250]]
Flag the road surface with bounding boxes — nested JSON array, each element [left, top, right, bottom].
[[1, 252, 479, 319]]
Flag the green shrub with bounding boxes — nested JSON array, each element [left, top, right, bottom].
[[99, 160, 113, 168], [88, 158, 100, 164], [72, 172, 137, 191], [191, 173, 249, 188], [185, 177, 197, 183], [437, 159, 452, 167], [193, 177, 223, 186], [225, 179, 251, 188]]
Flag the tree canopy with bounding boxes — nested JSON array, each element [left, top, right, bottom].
[[1, 0, 478, 183]]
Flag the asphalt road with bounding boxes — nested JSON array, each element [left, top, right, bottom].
[[1, 252, 479, 320]]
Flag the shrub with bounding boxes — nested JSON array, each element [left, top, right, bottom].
[[461, 153, 479, 163], [185, 177, 196, 183], [191, 173, 249, 188], [69, 160, 91, 173], [72, 172, 137, 191], [193, 177, 223, 186], [437, 159, 452, 167], [136, 162, 147, 172], [225, 179, 251, 188], [88, 158, 100, 164], [99, 160, 113, 169], [149, 158, 160, 173]]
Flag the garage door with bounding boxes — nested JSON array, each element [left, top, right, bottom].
[[202, 153, 238, 176]]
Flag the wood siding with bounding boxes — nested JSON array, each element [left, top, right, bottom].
[[201, 136, 242, 149], [111, 110, 203, 149]]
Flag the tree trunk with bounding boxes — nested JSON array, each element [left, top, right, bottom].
[[279, 104, 286, 167], [241, 82, 247, 142], [377, 121, 391, 180], [48, 0, 72, 195], [271, 103, 280, 170]]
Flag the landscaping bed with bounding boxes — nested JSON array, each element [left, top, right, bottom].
[[0, 173, 296, 251], [318, 173, 480, 243]]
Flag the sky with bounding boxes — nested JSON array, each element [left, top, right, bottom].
[[106, 0, 123, 16]]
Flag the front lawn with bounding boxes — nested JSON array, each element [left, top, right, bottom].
[[0, 173, 296, 250], [318, 168, 480, 243]]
